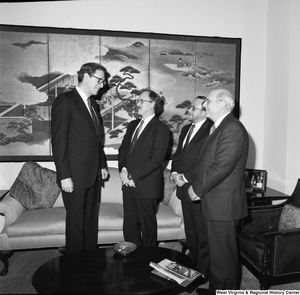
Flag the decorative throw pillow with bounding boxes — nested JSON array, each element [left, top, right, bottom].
[[163, 168, 177, 205], [9, 161, 61, 210], [278, 204, 300, 231]]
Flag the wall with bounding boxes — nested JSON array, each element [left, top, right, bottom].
[[264, 1, 291, 190], [264, 0, 300, 192], [285, 0, 300, 191], [0, 0, 299, 194]]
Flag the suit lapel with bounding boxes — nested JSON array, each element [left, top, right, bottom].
[[127, 119, 141, 154], [130, 116, 156, 153], [197, 113, 233, 161], [183, 120, 211, 156], [187, 121, 209, 146], [73, 89, 91, 119], [90, 97, 101, 125], [180, 125, 190, 151], [73, 89, 99, 139]]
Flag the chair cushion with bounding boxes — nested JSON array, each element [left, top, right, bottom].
[[238, 232, 265, 270], [9, 161, 61, 210], [278, 204, 300, 231]]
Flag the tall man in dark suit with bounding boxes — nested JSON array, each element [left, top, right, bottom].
[[51, 62, 108, 254], [188, 89, 249, 294], [171, 96, 212, 279], [118, 89, 170, 247]]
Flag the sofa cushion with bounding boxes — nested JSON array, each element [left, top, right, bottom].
[[7, 207, 66, 237], [98, 203, 124, 229], [97, 203, 182, 229], [157, 204, 182, 228], [163, 168, 177, 205], [6, 202, 182, 238], [9, 161, 61, 210], [279, 204, 300, 231]]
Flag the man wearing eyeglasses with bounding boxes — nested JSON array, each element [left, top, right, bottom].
[[118, 89, 170, 247], [187, 89, 249, 295], [51, 62, 108, 254], [171, 96, 213, 284]]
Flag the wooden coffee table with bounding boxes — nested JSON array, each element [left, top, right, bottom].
[[32, 246, 199, 294]]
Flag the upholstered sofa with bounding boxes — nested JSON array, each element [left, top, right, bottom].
[[0, 163, 185, 276]]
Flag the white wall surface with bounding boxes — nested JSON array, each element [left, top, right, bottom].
[[285, 0, 300, 192], [0, 0, 299, 194]]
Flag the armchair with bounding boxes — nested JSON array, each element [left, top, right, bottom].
[[238, 179, 300, 290]]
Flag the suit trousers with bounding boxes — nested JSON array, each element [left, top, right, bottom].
[[181, 197, 209, 273], [122, 187, 158, 247], [62, 180, 100, 254], [198, 206, 241, 293]]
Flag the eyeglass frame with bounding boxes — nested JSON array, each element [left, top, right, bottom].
[[90, 74, 106, 85], [205, 98, 223, 105], [136, 98, 154, 104], [191, 106, 205, 111]]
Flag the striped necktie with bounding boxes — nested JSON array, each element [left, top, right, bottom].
[[183, 124, 195, 149], [87, 98, 99, 138], [130, 120, 144, 154]]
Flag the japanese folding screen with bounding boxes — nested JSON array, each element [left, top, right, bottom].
[[0, 25, 241, 161]]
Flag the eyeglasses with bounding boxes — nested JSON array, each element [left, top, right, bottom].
[[205, 99, 222, 105], [191, 106, 205, 111], [90, 74, 106, 85], [136, 98, 153, 104]]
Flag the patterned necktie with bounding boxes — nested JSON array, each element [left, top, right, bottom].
[[183, 124, 195, 149], [87, 98, 99, 138], [130, 120, 144, 154], [209, 124, 216, 135]]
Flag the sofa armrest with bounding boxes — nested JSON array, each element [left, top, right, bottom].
[[0, 213, 4, 234], [0, 193, 25, 233], [167, 190, 183, 217]]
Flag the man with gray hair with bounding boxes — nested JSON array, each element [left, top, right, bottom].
[[188, 89, 249, 294]]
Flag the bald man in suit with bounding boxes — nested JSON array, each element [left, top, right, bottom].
[[188, 89, 249, 294]]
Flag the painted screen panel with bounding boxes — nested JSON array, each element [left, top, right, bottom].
[[0, 26, 241, 161]]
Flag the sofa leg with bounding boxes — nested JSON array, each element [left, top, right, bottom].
[[58, 246, 66, 255], [178, 239, 188, 254], [0, 250, 13, 276]]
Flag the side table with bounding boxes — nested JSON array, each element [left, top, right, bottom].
[[247, 187, 289, 206]]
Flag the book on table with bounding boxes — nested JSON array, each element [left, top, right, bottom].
[[149, 258, 202, 287]]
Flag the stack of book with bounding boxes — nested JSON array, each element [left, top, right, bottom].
[[150, 259, 202, 287]]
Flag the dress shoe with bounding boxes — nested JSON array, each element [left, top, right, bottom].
[[196, 288, 210, 295], [197, 274, 209, 286]]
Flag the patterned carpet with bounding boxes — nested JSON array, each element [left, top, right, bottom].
[[0, 242, 299, 294]]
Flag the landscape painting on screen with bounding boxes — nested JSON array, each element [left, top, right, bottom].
[[0, 26, 241, 160]]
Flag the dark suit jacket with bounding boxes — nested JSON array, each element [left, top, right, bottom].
[[51, 88, 107, 189], [118, 116, 170, 200], [171, 119, 213, 200], [190, 113, 249, 221]]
